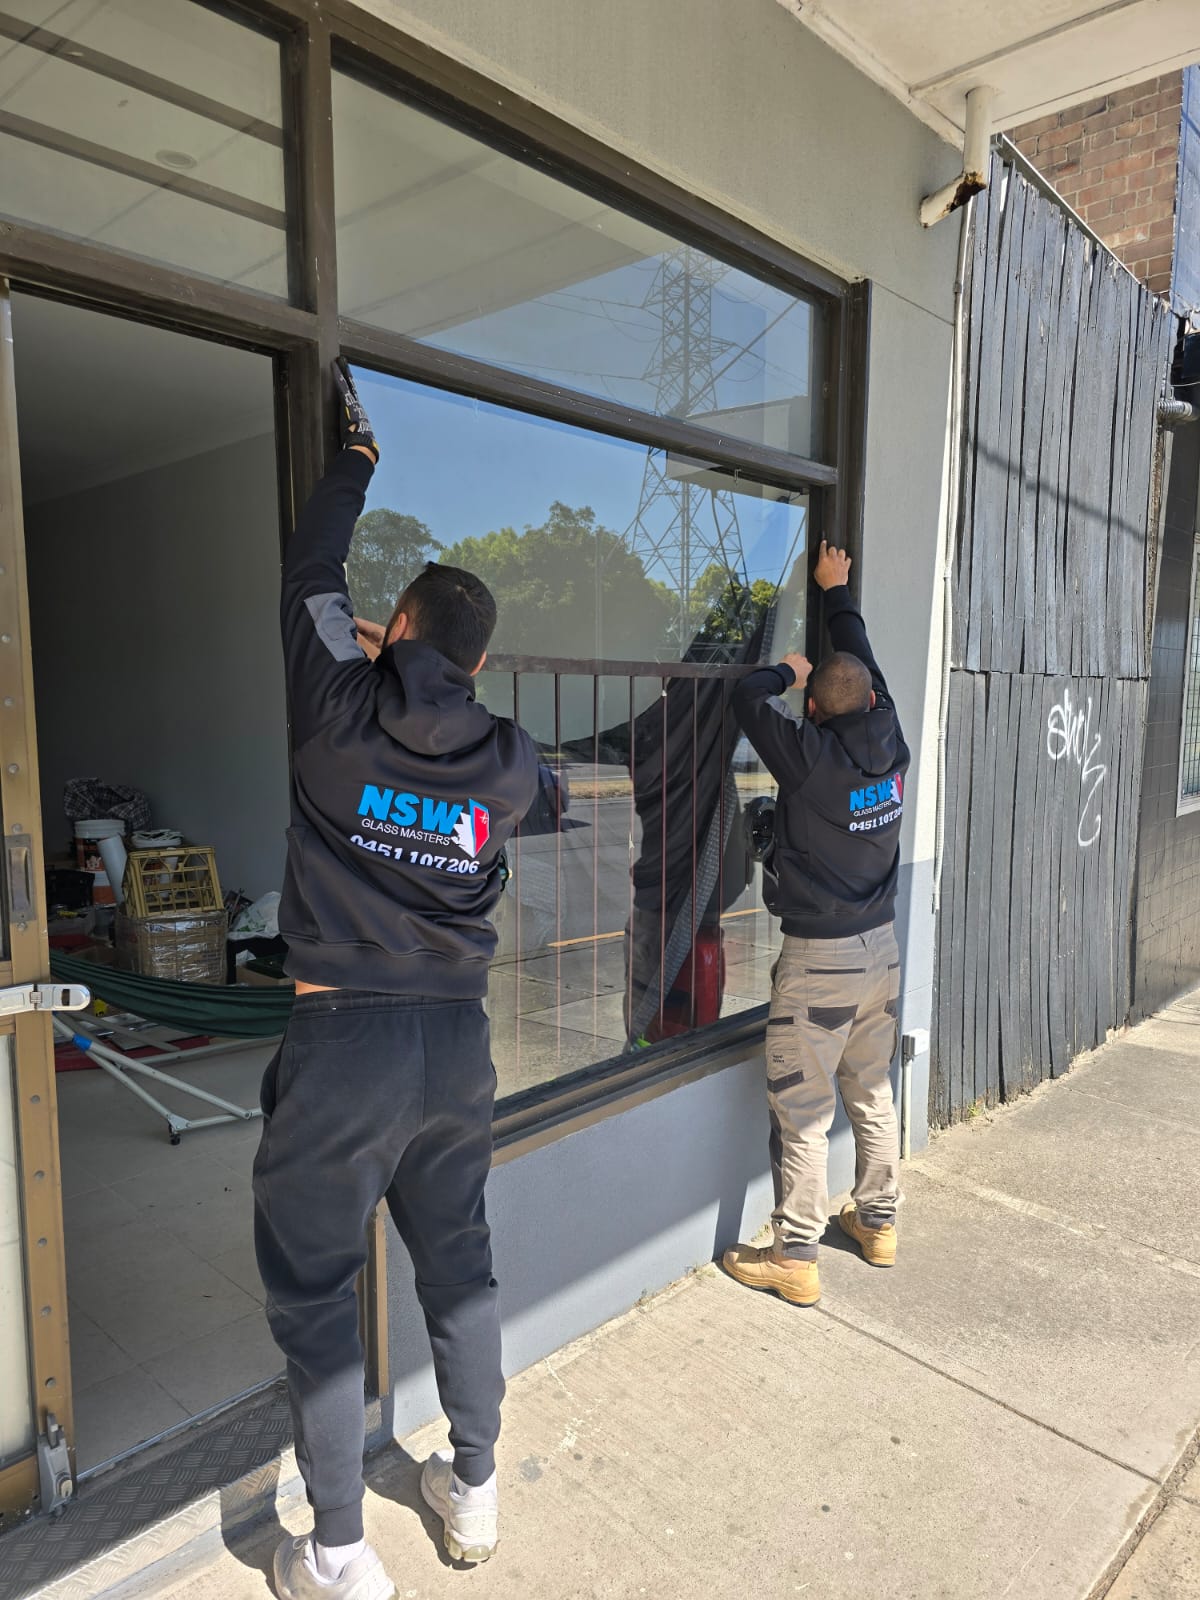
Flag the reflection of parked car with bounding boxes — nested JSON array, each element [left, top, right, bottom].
[[733, 734, 760, 772]]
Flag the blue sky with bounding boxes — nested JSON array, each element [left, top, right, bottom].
[[352, 367, 808, 594]]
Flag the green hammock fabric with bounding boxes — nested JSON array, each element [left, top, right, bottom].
[[50, 952, 293, 1039]]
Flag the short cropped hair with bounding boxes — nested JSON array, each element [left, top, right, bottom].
[[389, 562, 497, 673], [809, 651, 872, 717]]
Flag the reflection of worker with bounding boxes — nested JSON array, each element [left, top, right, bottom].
[[723, 542, 910, 1308], [625, 665, 752, 1045], [255, 361, 538, 1600]]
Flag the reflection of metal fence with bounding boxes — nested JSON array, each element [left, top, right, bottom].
[[488, 652, 763, 1047]]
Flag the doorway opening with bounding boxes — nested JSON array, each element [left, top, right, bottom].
[[10, 291, 289, 1473]]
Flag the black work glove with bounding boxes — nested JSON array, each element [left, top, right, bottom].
[[333, 357, 379, 461]]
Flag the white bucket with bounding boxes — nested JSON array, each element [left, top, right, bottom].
[[74, 819, 126, 905]]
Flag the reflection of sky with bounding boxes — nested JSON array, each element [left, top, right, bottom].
[[354, 368, 806, 592], [421, 256, 814, 418]]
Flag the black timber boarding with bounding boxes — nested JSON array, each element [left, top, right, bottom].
[[931, 154, 1173, 1125]]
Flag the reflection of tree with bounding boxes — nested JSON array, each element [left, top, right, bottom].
[[688, 565, 776, 647], [346, 508, 443, 624], [441, 502, 677, 659], [347, 502, 776, 663]]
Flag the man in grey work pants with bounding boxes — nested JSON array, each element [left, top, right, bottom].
[[722, 540, 910, 1307]]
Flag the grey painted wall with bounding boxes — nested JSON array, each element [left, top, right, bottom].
[[363, 0, 961, 310], [26, 435, 290, 898]]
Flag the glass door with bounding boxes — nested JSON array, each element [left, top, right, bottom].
[[0, 277, 73, 1525]]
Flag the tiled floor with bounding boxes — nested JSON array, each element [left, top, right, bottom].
[[55, 907, 775, 1473], [56, 1042, 277, 1475]]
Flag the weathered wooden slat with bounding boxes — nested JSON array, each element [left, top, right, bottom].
[[1034, 213, 1068, 679], [990, 673, 1018, 1101], [967, 161, 1012, 671], [950, 666, 976, 1122], [991, 185, 1032, 669], [932, 667, 960, 1118], [1108, 277, 1137, 678], [1016, 205, 1053, 674], [1009, 672, 1039, 1092], [966, 672, 995, 1108], [952, 172, 993, 670]]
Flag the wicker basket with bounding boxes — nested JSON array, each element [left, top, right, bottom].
[[116, 910, 228, 984]]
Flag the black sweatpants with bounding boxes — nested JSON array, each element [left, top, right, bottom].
[[253, 991, 502, 1548]]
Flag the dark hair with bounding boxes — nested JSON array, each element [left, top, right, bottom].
[[388, 562, 497, 673], [809, 651, 872, 717]]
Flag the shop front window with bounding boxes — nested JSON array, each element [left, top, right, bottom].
[[0, 0, 289, 296], [347, 369, 810, 1096]]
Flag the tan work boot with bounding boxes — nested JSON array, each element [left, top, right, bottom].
[[721, 1242, 820, 1306], [838, 1202, 897, 1266]]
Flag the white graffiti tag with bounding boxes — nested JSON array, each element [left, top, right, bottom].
[[1046, 687, 1107, 848]]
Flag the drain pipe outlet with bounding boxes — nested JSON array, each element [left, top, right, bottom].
[[1159, 397, 1199, 426], [921, 85, 996, 228]]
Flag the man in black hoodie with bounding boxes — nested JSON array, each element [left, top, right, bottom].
[[723, 541, 910, 1309], [255, 363, 538, 1600]]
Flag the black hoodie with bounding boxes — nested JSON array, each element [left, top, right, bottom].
[[732, 586, 910, 940], [278, 451, 539, 997]]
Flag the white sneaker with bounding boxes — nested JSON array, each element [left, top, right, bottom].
[[273, 1536, 395, 1600], [419, 1450, 498, 1563]]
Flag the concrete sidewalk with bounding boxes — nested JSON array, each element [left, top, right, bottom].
[[144, 994, 1200, 1600]]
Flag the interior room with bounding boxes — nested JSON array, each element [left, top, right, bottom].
[[12, 291, 289, 1473]]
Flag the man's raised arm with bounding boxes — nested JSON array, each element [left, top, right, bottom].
[[732, 651, 823, 789], [812, 540, 893, 705], [280, 359, 381, 743]]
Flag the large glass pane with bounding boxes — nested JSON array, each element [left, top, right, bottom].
[[0, 1035, 33, 1467], [348, 368, 806, 1097], [0, 1, 288, 297], [334, 73, 826, 460]]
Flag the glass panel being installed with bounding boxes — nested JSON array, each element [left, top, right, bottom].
[[0, 0, 288, 296], [348, 367, 810, 1097]]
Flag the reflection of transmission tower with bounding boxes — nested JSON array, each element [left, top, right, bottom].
[[624, 246, 745, 644]]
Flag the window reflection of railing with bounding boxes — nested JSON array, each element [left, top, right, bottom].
[[484, 653, 774, 1088]]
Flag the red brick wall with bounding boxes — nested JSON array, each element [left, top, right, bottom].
[[1009, 75, 1183, 295]]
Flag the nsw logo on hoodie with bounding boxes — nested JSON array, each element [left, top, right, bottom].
[[847, 771, 904, 833], [357, 785, 491, 858]]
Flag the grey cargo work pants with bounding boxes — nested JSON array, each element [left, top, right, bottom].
[[766, 924, 901, 1260]]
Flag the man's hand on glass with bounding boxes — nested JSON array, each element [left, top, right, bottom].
[[780, 652, 812, 689], [334, 357, 380, 462], [813, 539, 852, 591]]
